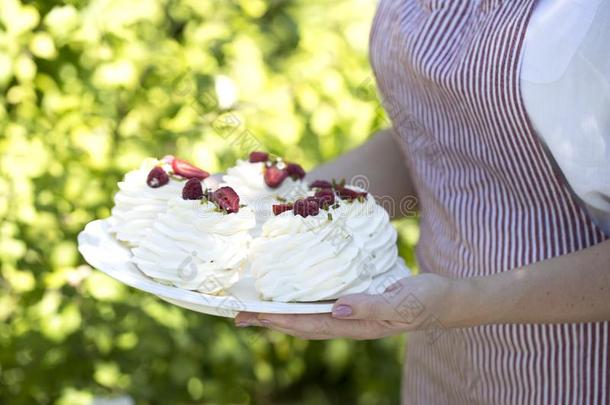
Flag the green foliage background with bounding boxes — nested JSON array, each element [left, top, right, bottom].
[[0, 0, 419, 403]]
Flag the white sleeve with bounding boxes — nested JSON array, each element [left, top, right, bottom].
[[521, 0, 610, 236]]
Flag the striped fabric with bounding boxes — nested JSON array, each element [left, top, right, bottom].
[[369, 0, 609, 404]]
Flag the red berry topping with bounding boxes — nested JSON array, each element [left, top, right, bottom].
[[293, 197, 320, 218], [264, 165, 289, 188], [285, 163, 306, 180], [211, 186, 240, 213], [249, 151, 269, 163], [309, 180, 333, 189], [315, 189, 335, 207], [293, 199, 308, 218], [336, 186, 368, 201], [182, 178, 204, 200], [172, 158, 210, 180], [146, 166, 170, 188], [272, 203, 294, 216]]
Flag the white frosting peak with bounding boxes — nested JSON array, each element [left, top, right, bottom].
[[251, 210, 375, 302], [111, 159, 186, 246], [329, 193, 398, 276]]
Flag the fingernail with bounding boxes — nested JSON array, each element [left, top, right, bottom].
[[259, 319, 272, 326], [236, 322, 251, 328], [332, 305, 353, 318]]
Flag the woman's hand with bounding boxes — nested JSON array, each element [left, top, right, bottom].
[[234, 273, 458, 340]]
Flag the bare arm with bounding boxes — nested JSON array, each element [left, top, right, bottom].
[[308, 129, 417, 218], [449, 239, 610, 327]]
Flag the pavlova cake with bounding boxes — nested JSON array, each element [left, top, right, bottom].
[[131, 179, 255, 294], [250, 180, 398, 302]]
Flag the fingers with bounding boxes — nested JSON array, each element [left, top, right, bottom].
[[331, 276, 429, 323], [235, 312, 269, 327], [333, 288, 423, 323], [234, 312, 401, 340], [332, 293, 397, 321], [259, 314, 339, 340]]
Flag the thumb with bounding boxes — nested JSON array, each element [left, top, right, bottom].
[[332, 292, 397, 321]]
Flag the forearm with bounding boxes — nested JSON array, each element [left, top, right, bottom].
[[308, 129, 417, 218], [448, 239, 610, 328]]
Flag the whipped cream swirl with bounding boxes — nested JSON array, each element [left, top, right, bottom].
[[132, 197, 256, 294], [329, 191, 398, 276], [222, 160, 308, 232], [111, 159, 185, 246], [250, 212, 375, 302]]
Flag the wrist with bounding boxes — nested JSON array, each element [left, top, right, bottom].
[[442, 276, 489, 329]]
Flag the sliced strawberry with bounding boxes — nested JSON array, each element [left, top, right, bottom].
[[264, 165, 289, 188], [285, 162, 306, 180], [272, 203, 294, 216], [182, 178, 204, 200], [249, 151, 269, 163], [309, 180, 333, 189], [172, 158, 210, 180], [146, 166, 170, 188], [211, 186, 240, 213]]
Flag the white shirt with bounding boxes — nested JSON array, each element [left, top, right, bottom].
[[522, 0, 610, 235]]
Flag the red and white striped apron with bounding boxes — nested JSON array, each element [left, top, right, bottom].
[[370, 1, 609, 403]]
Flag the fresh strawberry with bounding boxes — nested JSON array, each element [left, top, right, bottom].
[[272, 203, 294, 216], [172, 158, 210, 180], [146, 166, 170, 188], [249, 151, 269, 163], [285, 162, 306, 180], [182, 178, 204, 200], [211, 186, 240, 213], [293, 197, 320, 218], [293, 199, 308, 218], [309, 180, 333, 189], [306, 197, 321, 217], [314, 189, 335, 207], [336, 186, 367, 201], [264, 165, 289, 188]]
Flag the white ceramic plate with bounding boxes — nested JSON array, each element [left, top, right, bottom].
[[77, 218, 412, 318]]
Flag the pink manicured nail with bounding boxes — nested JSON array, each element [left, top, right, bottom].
[[259, 319, 272, 326], [236, 322, 251, 328], [332, 305, 353, 318]]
